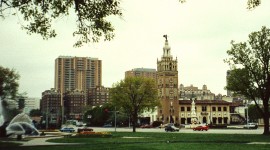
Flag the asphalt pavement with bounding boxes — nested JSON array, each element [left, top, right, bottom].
[[92, 126, 264, 134]]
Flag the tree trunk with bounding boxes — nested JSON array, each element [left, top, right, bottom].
[[262, 99, 269, 135], [132, 112, 137, 132]]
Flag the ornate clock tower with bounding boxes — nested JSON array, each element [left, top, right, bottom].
[[157, 35, 179, 124]]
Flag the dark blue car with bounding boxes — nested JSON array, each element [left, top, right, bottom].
[[60, 127, 75, 132]]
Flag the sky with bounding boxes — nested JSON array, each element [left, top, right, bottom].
[[1, 0, 270, 98]]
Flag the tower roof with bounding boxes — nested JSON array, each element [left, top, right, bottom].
[[162, 35, 171, 57]]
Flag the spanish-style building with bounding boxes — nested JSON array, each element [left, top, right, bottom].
[[179, 100, 231, 125]]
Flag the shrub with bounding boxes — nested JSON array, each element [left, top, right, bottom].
[[75, 131, 112, 138], [152, 121, 163, 127]]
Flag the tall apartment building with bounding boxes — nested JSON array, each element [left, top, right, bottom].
[[55, 56, 102, 93], [125, 68, 157, 80], [157, 35, 179, 124]]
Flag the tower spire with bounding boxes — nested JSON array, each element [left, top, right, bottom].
[[163, 34, 168, 41], [163, 34, 171, 57]]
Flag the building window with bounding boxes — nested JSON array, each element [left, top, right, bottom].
[[187, 118, 191, 124], [181, 118, 185, 124], [187, 107, 191, 111], [181, 107, 185, 111], [202, 106, 207, 111], [223, 107, 227, 111], [224, 117, 228, 124], [218, 107, 221, 111], [212, 107, 216, 111], [218, 117, 222, 124]]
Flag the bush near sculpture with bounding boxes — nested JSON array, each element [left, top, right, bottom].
[[75, 131, 112, 138]]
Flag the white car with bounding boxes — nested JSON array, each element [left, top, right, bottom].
[[244, 123, 258, 129]]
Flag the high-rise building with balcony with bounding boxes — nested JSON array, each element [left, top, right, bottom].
[[55, 56, 102, 93]]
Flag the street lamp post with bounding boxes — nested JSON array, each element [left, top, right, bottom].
[[246, 103, 249, 125]]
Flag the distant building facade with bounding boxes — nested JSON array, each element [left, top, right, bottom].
[[179, 100, 231, 125], [125, 68, 157, 80], [23, 97, 40, 114], [179, 84, 215, 100], [157, 35, 179, 124], [87, 86, 110, 107], [64, 90, 86, 120], [55, 56, 102, 93], [40, 89, 61, 124]]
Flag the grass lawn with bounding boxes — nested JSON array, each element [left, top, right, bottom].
[[1, 132, 270, 150]]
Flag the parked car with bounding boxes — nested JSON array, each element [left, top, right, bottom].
[[165, 125, 180, 132], [103, 123, 113, 127], [140, 124, 153, 128], [60, 127, 75, 132], [193, 125, 209, 131], [77, 127, 94, 133], [244, 123, 258, 129], [159, 123, 174, 128]]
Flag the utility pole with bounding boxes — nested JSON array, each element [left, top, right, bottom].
[[46, 100, 48, 129], [114, 106, 117, 132]]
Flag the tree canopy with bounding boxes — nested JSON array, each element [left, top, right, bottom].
[[248, 104, 263, 122], [110, 76, 160, 132], [29, 109, 42, 117], [0, 66, 20, 100], [1, 0, 262, 47], [0, 0, 122, 47], [225, 26, 270, 135], [180, 0, 261, 9]]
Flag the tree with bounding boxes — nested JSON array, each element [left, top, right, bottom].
[[18, 97, 25, 110], [248, 104, 263, 122], [83, 104, 113, 126], [0, 0, 122, 47], [110, 76, 160, 132], [0, 66, 20, 100], [29, 109, 42, 117], [180, 0, 261, 9], [1, 1, 262, 48], [225, 26, 270, 135]]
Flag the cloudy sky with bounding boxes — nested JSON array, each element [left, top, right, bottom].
[[1, 0, 270, 98]]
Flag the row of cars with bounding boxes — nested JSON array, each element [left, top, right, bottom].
[[140, 123, 209, 132], [163, 123, 209, 132]]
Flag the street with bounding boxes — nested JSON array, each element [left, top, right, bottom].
[[90, 126, 264, 134]]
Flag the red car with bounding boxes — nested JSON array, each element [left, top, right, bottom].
[[140, 124, 153, 128], [193, 125, 209, 131]]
